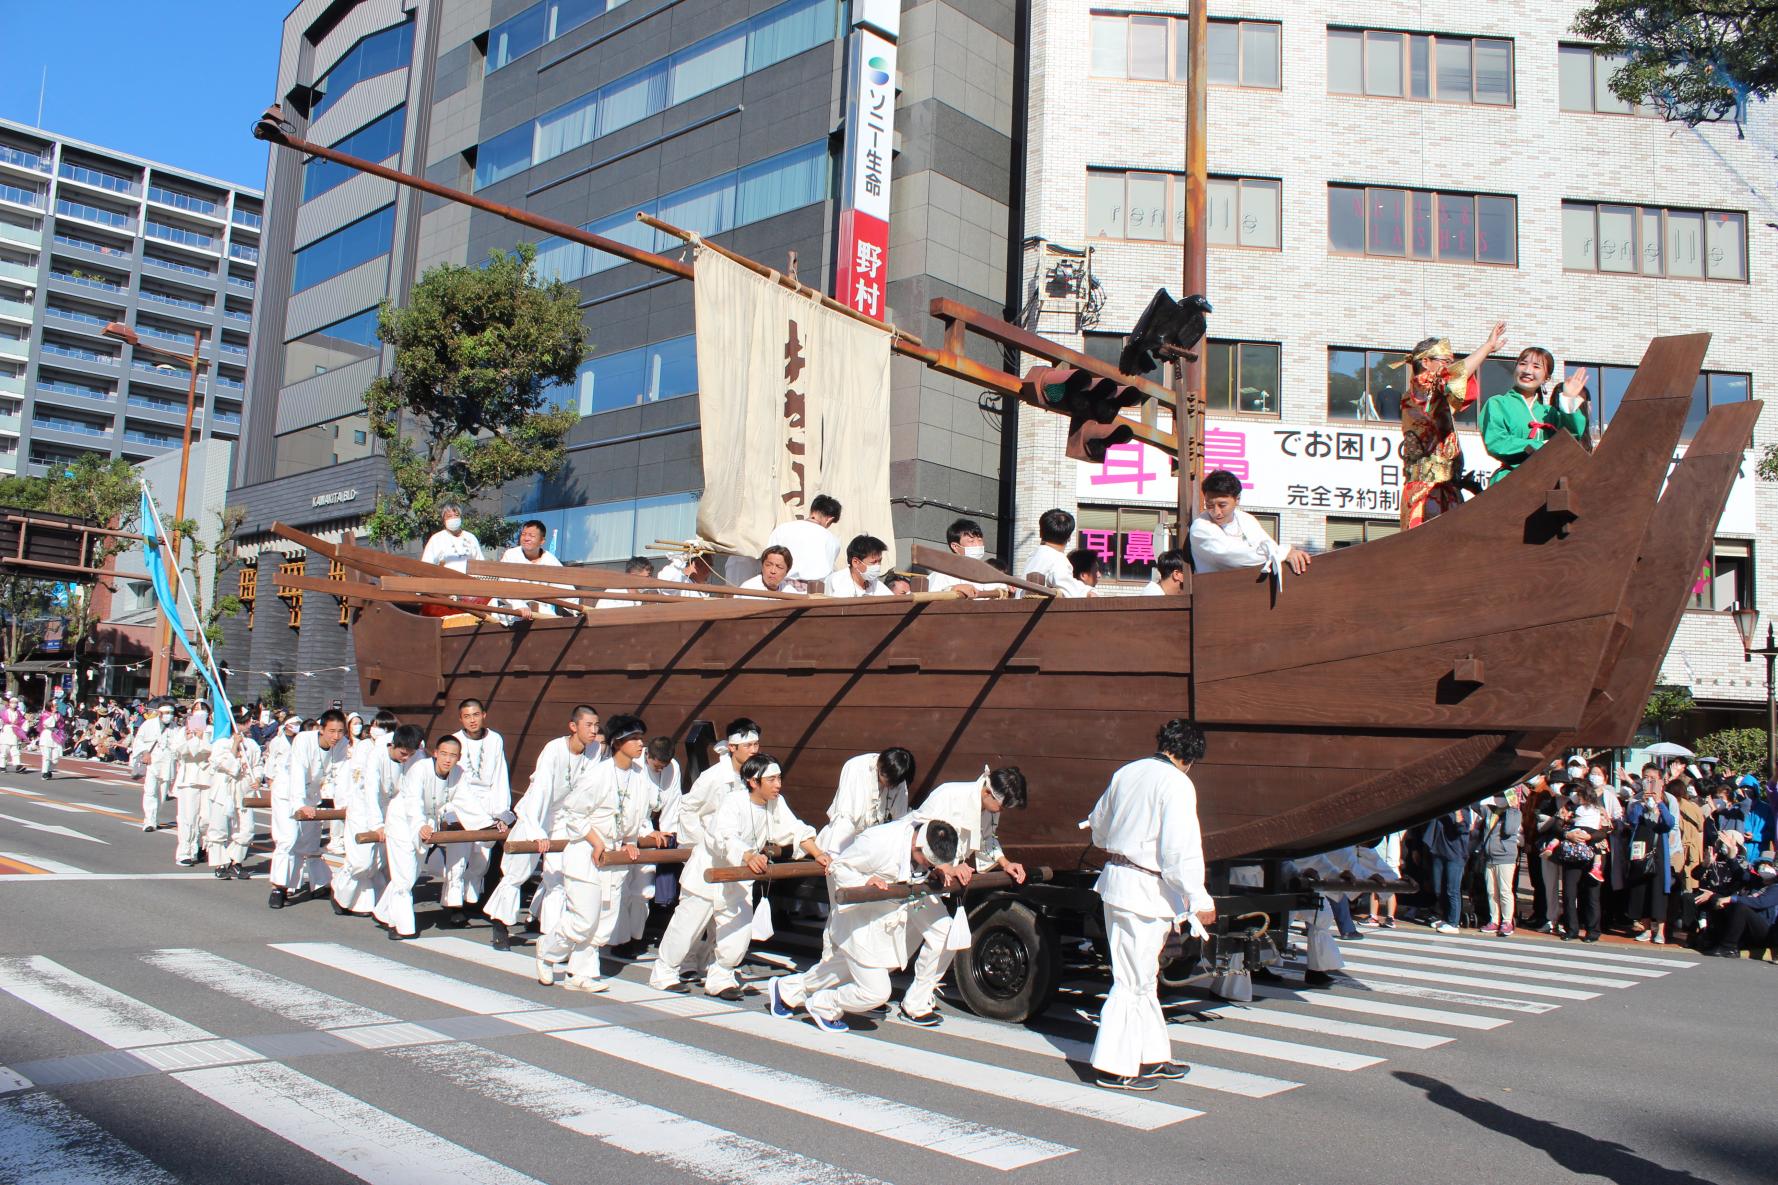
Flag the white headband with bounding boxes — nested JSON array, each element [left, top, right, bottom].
[[758, 762, 782, 778], [726, 730, 760, 745], [917, 823, 943, 866]]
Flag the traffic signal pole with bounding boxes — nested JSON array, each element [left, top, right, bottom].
[[1175, 2, 1209, 546]]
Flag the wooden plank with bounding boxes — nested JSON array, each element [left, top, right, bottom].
[[468, 558, 806, 601]]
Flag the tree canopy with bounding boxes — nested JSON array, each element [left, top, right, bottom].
[[1572, 3, 1778, 126], [364, 243, 586, 547]]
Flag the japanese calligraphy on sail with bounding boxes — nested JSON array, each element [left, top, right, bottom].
[[692, 244, 895, 562]]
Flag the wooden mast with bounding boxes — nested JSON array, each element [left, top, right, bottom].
[[1175, 2, 1210, 546]]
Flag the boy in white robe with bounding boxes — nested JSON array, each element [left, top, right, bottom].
[[485, 706, 603, 950], [650, 753, 829, 999], [1189, 469, 1311, 576], [330, 712, 406, 915], [1086, 718, 1216, 1091], [924, 518, 1012, 600], [131, 703, 177, 831], [373, 732, 462, 939], [267, 709, 350, 909], [641, 735, 684, 913], [204, 728, 260, 879], [170, 710, 214, 866], [817, 749, 915, 856], [822, 534, 892, 598], [445, 698, 512, 923], [646, 719, 760, 989], [770, 818, 960, 1032], [898, 766, 1029, 1024]]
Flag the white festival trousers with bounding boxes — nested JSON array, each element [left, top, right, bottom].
[[484, 849, 566, 932], [900, 899, 959, 1017], [650, 890, 751, 991], [331, 834, 387, 913], [39, 741, 62, 776], [441, 841, 491, 908], [0, 739, 19, 768], [141, 769, 170, 828], [203, 788, 252, 869], [591, 865, 650, 948], [536, 875, 605, 979], [1090, 905, 1173, 1078], [374, 839, 428, 936], [776, 952, 892, 1022], [173, 789, 206, 863]]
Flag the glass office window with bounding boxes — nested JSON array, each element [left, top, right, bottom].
[[303, 106, 406, 201], [291, 205, 395, 292], [312, 20, 415, 118], [1561, 201, 1746, 281], [282, 307, 381, 385]]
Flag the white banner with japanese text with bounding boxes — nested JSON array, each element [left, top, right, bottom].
[[692, 246, 896, 563]]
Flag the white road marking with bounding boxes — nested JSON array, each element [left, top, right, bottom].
[[12, 795, 86, 814], [0, 873, 221, 883], [263, 942, 1072, 1169], [1333, 945, 1639, 988], [1157, 1018, 1383, 1070], [0, 812, 108, 845], [1316, 958, 1599, 1000], [0, 851, 86, 874], [1166, 999, 1453, 1049], [1367, 927, 1699, 968], [0, 1090, 183, 1185], [1279, 962, 1562, 1012], [407, 936, 1203, 1128], [0, 956, 543, 1185], [1249, 985, 1508, 1031], [1351, 937, 1667, 977]]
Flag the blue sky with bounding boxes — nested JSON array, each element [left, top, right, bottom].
[[0, 2, 281, 189]]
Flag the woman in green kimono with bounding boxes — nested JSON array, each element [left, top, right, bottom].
[[1479, 347, 1591, 484]]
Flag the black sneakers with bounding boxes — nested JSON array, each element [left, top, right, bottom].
[[1142, 1062, 1189, 1080], [267, 888, 286, 910], [490, 921, 512, 951], [1096, 1074, 1159, 1092]]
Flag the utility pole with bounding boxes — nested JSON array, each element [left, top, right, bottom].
[[1174, 2, 1209, 546]]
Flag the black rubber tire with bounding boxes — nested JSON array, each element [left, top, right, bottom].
[[954, 899, 1059, 1023]]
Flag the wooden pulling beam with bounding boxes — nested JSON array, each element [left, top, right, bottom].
[[294, 808, 346, 821], [241, 796, 270, 809], [704, 860, 827, 884], [832, 865, 1052, 905], [249, 107, 1184, 465]]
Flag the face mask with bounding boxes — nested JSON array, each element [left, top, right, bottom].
[[444, 516, 463, 533], [962, 545, 986, 560], [349, 721, 363, 737], [369, 725, 388, 740], [862, 563, 884, 581], [1589, 773, 1605, 786]]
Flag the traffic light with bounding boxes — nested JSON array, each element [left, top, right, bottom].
[[1022, 366, 1143, 462]]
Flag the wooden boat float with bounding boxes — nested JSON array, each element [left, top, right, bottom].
[[278, 334, 1755, 869]]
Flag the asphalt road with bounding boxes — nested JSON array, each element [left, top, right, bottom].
[[0, 764, 1770, 1185]]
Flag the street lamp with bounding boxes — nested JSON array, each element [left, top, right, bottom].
[[102, 322, 208, 699], [1728, 602, 1778, 781]]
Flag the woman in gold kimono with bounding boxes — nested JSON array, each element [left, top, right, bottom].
[[1396, 322, 1506, 529]]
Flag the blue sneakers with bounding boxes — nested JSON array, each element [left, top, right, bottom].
[[809, 1011, 849, 1034], [768, 977, 796, 1019]]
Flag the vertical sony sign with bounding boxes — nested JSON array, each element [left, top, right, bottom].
[[835, 9, 897, 321]]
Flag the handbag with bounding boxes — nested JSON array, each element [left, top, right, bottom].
[[1553, 839, 1595, 869]]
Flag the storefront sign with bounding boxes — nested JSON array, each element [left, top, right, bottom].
[[835, 28, 896, 320], [311, 488, 358, 509]]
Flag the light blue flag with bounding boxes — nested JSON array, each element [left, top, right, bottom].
[[140, 489, 233, 739]]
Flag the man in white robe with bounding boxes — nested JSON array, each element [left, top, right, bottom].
[[485, 706, 603, 950], [204, 728, 260, 880], [1086, 718, 1216, 1091], [642, 735, 684, 912], [738, 546, 805, 597], [646, 719, 760, 989], [373, 731, 462, 939], [1189, 469, 1311, 576], [765, 493, 842, 590], [268, 709, 349, 909], [770, 817, 959, 1032], [495, 519, 569, 621], [899, 766, 1029, 1024], [817, 749, 915, 856], [419, 503, 483, 574], [1020, 508, 1076, 590], [330, 714, 409, 915], [925, 518, 1012, 600], [1140, 550, 1190, 596], [445, 698, 512, 924], [651, 753, 828, 999], [169, 711, 213, 866], [131, 703, 177, 832], [822, 534, 892, 598]]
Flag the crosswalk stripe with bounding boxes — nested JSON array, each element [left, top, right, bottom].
[[1362, 927, 1699, 968], [0, 956, 543, 1185], [1249, 985, 1508, 1031], [1166, 999, 1453, 1049], [14, 795, 87, 814], [1, 1088, 183, 1184], [1278, 964, 1561, 1012], [1332, 946, 1639, 988], [1160, 1018, 1381, 1069], [1349, 937, 1667, 977], [404, 936, 1204, 1127], [262, 942, 1074, 1168], [148, 947, 900, 1185], [1310, 958, 1599, 1000], [0, 851, 86, 874]]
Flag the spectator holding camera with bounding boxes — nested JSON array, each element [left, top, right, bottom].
[[1622, 766, 1676, 943]]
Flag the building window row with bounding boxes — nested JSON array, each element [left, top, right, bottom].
[[485, 0, 637, 75], [310, 19, 414, 120], [1088, 13, 1281, 89], [304, 106, 407, 202], [509, 491, 698, 564], [551, 333, 697, 418], [533, 139, 829, 285], [291, 204, 396, 293], [1557, 44, 1656, 116], [282, 306, 381, 386], [1579, 362, 1751, 440], [1086, 170, 1280, 249], [475, 0, 837, 191], [1327, 28, 1513, 106], [1561, 201, 1745, 282], [1328, 185, 1517, 265]]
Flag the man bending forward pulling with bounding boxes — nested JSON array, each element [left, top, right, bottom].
[[1088, 718, 1216, 1091]]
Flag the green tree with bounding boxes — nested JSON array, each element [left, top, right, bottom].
[[168, 505, 246, 651], [364, 243, 585, 548], [1572, 3, 1778, 126], [1643, 685, 1697, 740], [1695, 726, 1769, 775]]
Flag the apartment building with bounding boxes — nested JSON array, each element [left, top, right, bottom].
[[1014, 1, 1776, 734], [0, 118, 261, 477]]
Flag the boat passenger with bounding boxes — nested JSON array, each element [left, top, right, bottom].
[[823, 534, 892, 597], [1190, 470, 1311, 575], [1396, 322, 1506, 528], [420, 503, 484, 574], [925, 517, 1012, 599], [495, 519, 567, 621], [660, 550, 714, 599], [739, 545, 805, 596], [1021, 508, 1076, 590], [1478, 347, 1590, 484], [1055, 547, 1101, 597], [767, 493, 843, 587], [886, 572, 914, 596], [594, 557, 655, 609], [1140, 549, 1190, 596]]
